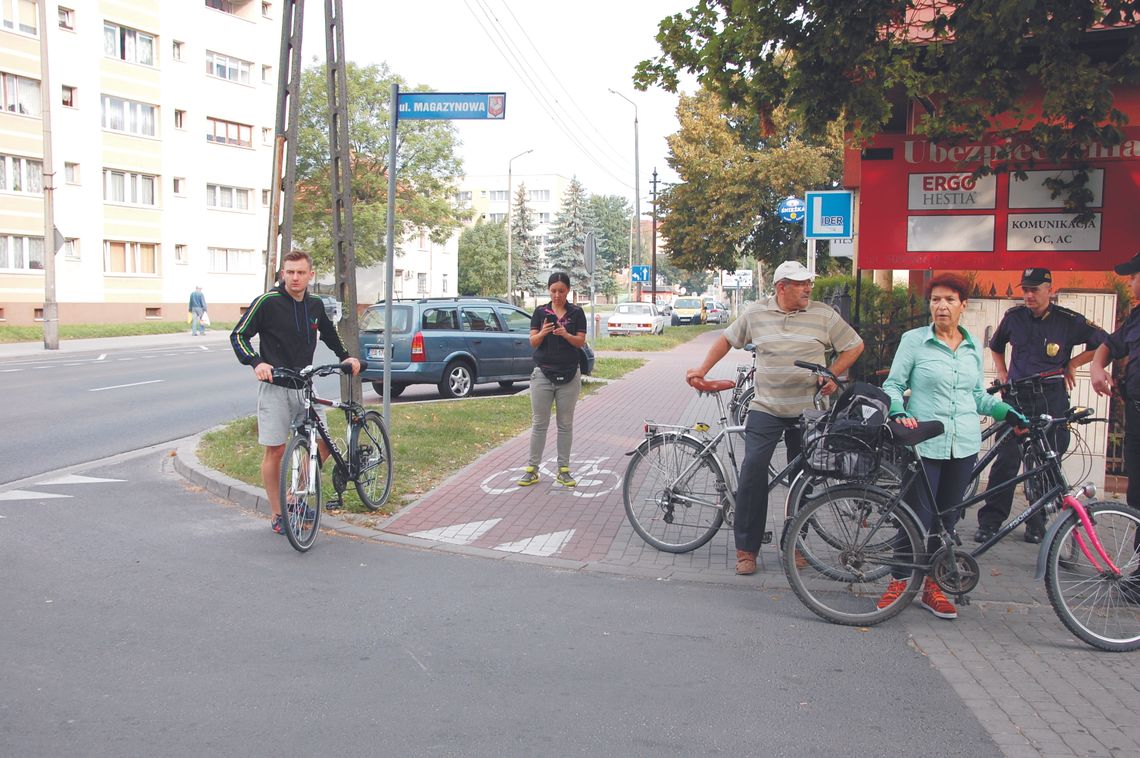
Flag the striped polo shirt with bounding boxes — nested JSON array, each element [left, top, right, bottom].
[[723, 298, 863, 418]]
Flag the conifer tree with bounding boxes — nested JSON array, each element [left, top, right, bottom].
[[511, 183, 544, 301], [544, 177, 590, 296]]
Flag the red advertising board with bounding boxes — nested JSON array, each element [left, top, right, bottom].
[[854, 127, 1140, 271]]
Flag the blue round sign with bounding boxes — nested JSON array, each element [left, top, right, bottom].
[[778, 196, 805, 222]]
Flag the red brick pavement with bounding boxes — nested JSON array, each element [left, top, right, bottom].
[[382, 330, 739, 564]]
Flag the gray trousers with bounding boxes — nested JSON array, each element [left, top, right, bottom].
[[528, 367, 581, 469]]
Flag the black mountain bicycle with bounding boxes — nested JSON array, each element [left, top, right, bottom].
[[272, 363, 393, 552]]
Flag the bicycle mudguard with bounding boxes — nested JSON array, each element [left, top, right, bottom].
[[1035, 509, 1078, 581]]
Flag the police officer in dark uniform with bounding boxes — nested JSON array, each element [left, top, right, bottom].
[[974, 268, 1107, 544], [1092, 253, 1140, 600]]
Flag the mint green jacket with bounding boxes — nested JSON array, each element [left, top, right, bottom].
[[883, 325, 1013, 460]]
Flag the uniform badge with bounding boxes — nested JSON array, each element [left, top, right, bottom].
[[1046, 342, 1060, 357]]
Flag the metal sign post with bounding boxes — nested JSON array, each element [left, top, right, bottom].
[[804, 190, 854, 276], [584, 232, 597, 338]]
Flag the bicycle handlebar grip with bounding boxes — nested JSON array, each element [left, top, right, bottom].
[[793, 360, 825, 373]]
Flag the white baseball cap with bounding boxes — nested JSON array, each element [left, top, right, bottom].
[[772, 260, 814, 282]]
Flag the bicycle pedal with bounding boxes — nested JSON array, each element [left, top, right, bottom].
[[955, 594, 971, 607], [325, 498, 343, 511]]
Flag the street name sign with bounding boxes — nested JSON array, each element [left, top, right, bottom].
[[397, 92, 507, 120]]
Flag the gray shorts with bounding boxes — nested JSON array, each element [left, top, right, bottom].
[[257, 382, 306, 446]]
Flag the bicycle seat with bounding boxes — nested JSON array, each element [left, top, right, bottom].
[[884, 419, 944, 446], [689, 377, 736, 394]]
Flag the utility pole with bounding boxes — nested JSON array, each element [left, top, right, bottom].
[[650, 168, 658, 307], [38, 0, 58, 349], [609, 89, 641, 300]]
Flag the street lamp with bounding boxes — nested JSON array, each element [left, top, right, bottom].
[[609, 88, 641, 300], [506, 148, 533, 304]]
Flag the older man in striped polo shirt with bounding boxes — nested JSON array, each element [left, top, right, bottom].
[[686, 261, 864, 575]]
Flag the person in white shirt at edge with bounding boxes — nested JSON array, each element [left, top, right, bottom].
[[685, 261, 864, 575]]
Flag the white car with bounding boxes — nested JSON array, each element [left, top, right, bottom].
[[607, 302, 668, 336]]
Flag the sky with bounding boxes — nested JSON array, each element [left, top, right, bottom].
[[301, 0, 694, 210]]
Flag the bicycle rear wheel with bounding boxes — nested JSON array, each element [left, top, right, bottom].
[[783, 486, 924, 625], [351, 410, 393, 510], [623, 434, 726, 553], [281, 435, 322, 552], [1044, 501, 1140, 652]]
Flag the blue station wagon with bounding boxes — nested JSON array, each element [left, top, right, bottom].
[[359, 297, 536, 399]]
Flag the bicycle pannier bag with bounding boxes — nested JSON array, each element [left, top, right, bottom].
[[801, 382, 889, 479]]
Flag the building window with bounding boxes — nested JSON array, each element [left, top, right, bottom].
[[261, 64, 272, 83], [101, 94, 157, 137], [262, 2, 271, 18], [528, 189, 550, 202], [63, 237, 80, 260], [205, 0, 236, 13], [205, 51, 251, 84], [488, 213, 506, 223], [0, 153, 44, 194], [103, 22, 156, 67], [103, 240, 157, 275], [58, 6, 75, 31], [442, 273, 448, 292], [2, 0, 38, 35], [538, 212, 551, 223], [0, 234, 45, 270], [172, 40, 183, 60], [206, 183, 250, 210], [173, 176, 185, 195], [1, 72, 41, 117], [417, 272, 428, 295], [488, 190, 509, 202], [206, 116, 252, 147], [64, 162, 79, 184], [261, 188, 270, 206], [456, 190, 472, 203], [208, 246, 253, 273], [261, 126, 271, 144], [61, 85, 76, 107], [103, 168, 157, 206], [174, 109, 186, 129], [174, 244, 188, 264]]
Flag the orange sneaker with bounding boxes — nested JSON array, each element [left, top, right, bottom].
[[919, 578, 958, 619], [735, 550, 757, 575], [877, 579, 908, 610]]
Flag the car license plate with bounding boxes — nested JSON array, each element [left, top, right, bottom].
[[367, 346, 384, 361]]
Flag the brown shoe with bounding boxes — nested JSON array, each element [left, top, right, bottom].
[[735, 549, 758, 575]]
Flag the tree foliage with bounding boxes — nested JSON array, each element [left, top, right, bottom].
[[293, 62, 467, 271], [635, 1, 1140, 212], [457, 221, 507, 296], [586, 194, 632, 297], [545, 177, 591, 295], [510, 184, 545, 300], [660, 88, 842, 274]]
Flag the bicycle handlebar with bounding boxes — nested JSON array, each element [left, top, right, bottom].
[[986, 368, 1064, 395], [792, 360, 842, 387], [271, 360, 368, 386]]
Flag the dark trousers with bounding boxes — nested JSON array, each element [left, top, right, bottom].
[[893, 455, 976, 579], [1126, 400, 1140, 558], [976, 388, 1070, 532], [734, 411, 802, 553]]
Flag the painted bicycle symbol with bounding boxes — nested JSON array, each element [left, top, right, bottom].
[[480, 456, 622, 499]]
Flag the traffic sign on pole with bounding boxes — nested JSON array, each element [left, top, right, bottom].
[[804, 190, 854, 239], [631, 265, 650, 283]]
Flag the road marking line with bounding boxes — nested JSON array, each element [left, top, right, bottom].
[[0, 369, 20, 373], [0, 490, 71, 501], [97, 354, 107, 360], [38, 475, 125, 485], [494, 529, 575, 557], [89, 379, 163, 392], [409, 518, 501, 545]]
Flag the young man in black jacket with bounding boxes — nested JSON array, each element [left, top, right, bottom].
[[231, 250, 360, 534]]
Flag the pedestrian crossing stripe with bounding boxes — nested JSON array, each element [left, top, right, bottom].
[[0, 490, 70, 501], [408, 518, 502, 545], [493, 529, 575, 557], [37, 475, 125, 485]]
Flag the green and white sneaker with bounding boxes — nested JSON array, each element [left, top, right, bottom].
[[555, 467, 577, 487], [517, 467, 540, 486]]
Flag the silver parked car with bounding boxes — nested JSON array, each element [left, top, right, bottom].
[[606, 302, 668, 336]]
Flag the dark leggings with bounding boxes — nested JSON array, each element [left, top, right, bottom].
[[892, 454, 976, 579]]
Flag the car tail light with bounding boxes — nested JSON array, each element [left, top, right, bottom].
[[411, 332, 425, 362]]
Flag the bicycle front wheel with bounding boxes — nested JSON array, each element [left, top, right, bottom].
[[281, 435, 322, 552], [352, 410, 393, 510], [1044, 501, 1140, 652], [783, 485, 924, 626], [623, 434, 726, 553]]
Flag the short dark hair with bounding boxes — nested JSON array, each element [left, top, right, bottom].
[[283, 250, 313, 269], [925, 272, 971, 301], [548, 271, 571, 288]]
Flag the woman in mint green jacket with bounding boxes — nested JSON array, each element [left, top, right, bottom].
[[879, 273, 1022, 620]]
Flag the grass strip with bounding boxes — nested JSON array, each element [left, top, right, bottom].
[[592, 323, 722, 352]]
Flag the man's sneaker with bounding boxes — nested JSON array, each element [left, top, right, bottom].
[[735, 550, 757, 575], [973, 525, 997, 544], [920, 578, 958, 619], [270, 514, 285, 535], [877, 578, 908, 610], [555, 467, 577, 487], [517, 467, 539, 487]]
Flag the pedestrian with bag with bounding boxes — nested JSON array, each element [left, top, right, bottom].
[[685, 260, 864, 575], [518, 271, 587, 488], [189, 285, 207, 336], [974, 268, 1106, 544]]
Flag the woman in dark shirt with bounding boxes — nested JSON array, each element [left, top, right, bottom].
[[518, 272, 588, 487]]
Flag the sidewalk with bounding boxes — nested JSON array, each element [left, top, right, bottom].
[[0, 329, 231, 360]]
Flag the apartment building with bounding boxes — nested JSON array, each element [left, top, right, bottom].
[[457, 172, 571, 268], [0, 0, 278, 326]]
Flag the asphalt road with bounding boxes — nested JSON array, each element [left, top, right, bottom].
[[1, 450, 999, 757]]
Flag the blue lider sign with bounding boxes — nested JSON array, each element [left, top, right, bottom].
[[804, 190, 853, 239], [778, 196, 806, 222], [397, 92, 506, 120]]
